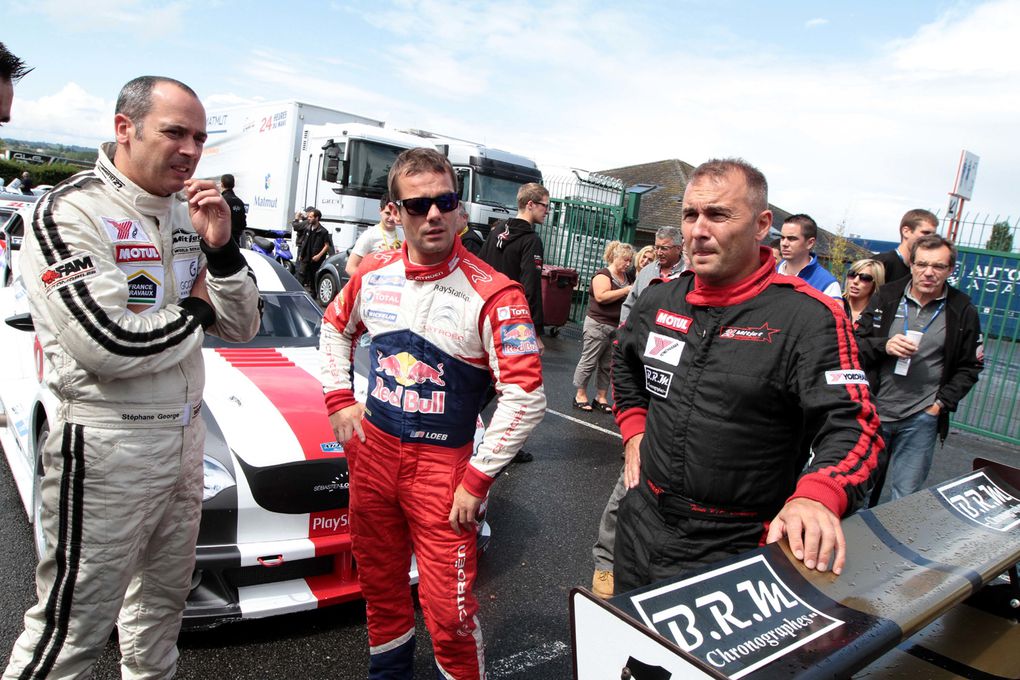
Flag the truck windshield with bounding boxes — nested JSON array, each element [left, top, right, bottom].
[[347, 140, 407, 195], [473, 174, 522, 211]]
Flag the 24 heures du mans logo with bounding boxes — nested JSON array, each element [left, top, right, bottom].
[[629, 554, 842, 679]]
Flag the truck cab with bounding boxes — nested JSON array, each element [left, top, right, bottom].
[[297, 124, 434, 252]]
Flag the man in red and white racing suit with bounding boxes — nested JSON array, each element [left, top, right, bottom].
[[320, 148, 545, 679]]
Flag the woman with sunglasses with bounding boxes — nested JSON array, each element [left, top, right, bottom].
[[843, 258, 885, 327]]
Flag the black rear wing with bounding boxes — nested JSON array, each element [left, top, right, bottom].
[[571, 459, 1020, 679]]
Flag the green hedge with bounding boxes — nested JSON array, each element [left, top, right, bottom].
[[1, 159, 83, 189]]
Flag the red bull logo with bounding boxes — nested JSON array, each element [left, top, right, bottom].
[[375, 351, 446, 387], [499, 323, 539, 355], [371, 378, 446, 414], [372, 351, 447, 414]]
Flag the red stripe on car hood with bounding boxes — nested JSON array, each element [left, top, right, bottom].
[[215, 348, 352, 571]]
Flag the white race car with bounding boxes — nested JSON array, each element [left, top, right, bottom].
[[0, 250, 488, 628]]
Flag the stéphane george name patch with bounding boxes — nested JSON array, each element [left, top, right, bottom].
[[500, 322, 540, 355], [40, 254, 98, 294], [824, 370, 868, 385], [643, 332, 685, 366]]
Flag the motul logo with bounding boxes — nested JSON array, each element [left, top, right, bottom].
[[655, 309, 692, 333], [115, 244, 161, 263]]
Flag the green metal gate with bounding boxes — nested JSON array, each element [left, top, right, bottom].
[[537, 172, 635, 324], [939, 213, 1020, 444]]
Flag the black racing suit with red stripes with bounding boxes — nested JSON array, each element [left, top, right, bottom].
[[612, 249, 883, 593]]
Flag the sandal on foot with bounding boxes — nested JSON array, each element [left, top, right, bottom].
[[591, 400, 613, 413], [572, 399, 593, 411]]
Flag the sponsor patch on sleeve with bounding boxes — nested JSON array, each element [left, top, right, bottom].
[[643, 332, 685, 366], [655, 309, 693, 333], [500, 322, 540, 355], [40, 254, 98, 294], [496, 304, 531, 321], [824, 369, 869, 385], [644, 366, 673, 399], [126, 269, 163, 314]]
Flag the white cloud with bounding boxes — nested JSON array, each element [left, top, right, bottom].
[[805, 17, 829, 28], [887, 0, 1020, 77], [21, 0, 189, 34], [5, 83, 111, 146]]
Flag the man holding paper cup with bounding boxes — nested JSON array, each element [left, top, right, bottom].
[[857, 233, 983, 505]]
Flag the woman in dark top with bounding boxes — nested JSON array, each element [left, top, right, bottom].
[[842, 258, 885, 328], [572, 241, 634, 412]]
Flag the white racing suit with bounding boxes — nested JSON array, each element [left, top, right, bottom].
[[4, 145, 260, 680]]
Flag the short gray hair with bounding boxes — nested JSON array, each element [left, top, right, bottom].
[[689, 158, 768, 213], [655, 226, 682, 245]]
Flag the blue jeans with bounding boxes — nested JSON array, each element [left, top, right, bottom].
[[880, 409, 940, 501]]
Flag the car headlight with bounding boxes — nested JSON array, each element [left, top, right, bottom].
[[203, 455, 236, 501]]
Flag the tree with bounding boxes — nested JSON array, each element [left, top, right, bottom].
[[826, 219, 852, 280], [985, 220, 1014, 252]]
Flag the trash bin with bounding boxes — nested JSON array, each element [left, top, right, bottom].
[[541, 264, 579, 335]]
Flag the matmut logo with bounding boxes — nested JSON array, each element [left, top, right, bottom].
[[719, 323, 781, 343], [655, 309, 692, 333], [115, 244, 161, 263]]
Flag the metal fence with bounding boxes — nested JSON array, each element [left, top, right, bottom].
[[937, 212, 1019, 444], [537, 172, 628, 325]]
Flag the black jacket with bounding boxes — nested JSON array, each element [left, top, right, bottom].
[[874, 249, 911, 284], [221, 189, 247, 245], [613, 251, 882, 520], [856, 277, 983, 441], [479, 218, 544, 329]]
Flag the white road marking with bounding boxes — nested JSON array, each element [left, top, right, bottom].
[[489, 640, 569, 677], [545, 408, 622, 439]]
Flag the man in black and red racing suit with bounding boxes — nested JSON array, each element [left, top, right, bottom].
[[612, 158, 883, 594], [320, 148, 545, 679]]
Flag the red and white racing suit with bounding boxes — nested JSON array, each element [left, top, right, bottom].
[[320, 241, 545, 679]]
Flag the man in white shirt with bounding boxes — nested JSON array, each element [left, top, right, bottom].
[[346, 192, 403, 277]]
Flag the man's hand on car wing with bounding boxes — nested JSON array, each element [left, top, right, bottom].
[[328, 403, 365, 444], [766, 497, 846, 575]]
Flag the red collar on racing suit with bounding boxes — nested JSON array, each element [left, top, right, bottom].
[[401, 240, 466, 282], [687, 247, 778, 307]]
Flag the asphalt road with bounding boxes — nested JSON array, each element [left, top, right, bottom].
[[1, 329, 1018, 679]]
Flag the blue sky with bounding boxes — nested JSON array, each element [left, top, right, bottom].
[[3, 0, 1017, 240]]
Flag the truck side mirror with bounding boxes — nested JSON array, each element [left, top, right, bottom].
[[322, 142, 341, 183]]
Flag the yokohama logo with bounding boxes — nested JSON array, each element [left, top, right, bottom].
[[115, 244, 161, 263], [655, 309, 692, 333]]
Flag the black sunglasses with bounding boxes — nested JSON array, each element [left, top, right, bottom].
[[846, 271, 875, 283], [394, 192, 460, 216]]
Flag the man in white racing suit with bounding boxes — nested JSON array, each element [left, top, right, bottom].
[[4, 76, 261, 680]]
